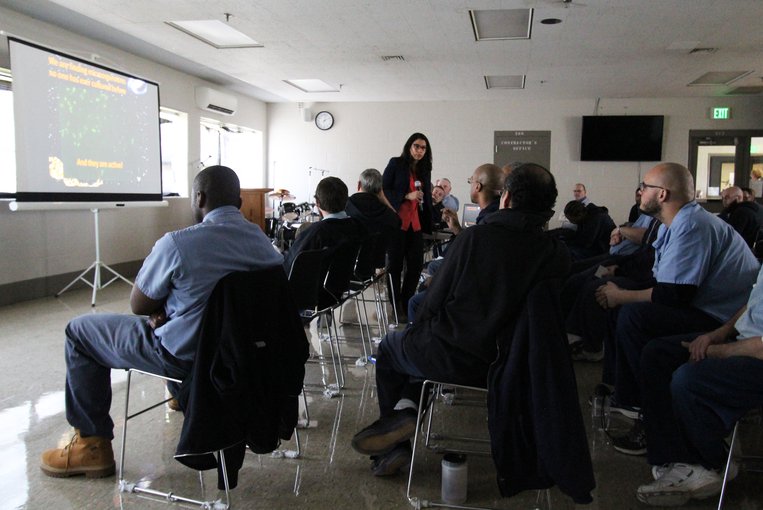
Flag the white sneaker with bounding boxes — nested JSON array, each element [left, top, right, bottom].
[[651, 464, 670, 480], [651, 460, 738, 482], [637, 463, 723, 506]]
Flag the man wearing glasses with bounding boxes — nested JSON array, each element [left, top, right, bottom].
[[593, 163, 759, 454]]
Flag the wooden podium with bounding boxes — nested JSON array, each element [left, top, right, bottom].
[[240, 188, 272, 229]]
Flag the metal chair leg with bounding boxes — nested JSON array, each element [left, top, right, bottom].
[[717, 421, 740, 510]]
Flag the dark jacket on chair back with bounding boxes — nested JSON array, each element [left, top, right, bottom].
[[174, 267, 309, 488], [487, 279, 595, 504]]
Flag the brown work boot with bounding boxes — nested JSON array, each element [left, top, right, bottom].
[[40, 430, 115, 478]]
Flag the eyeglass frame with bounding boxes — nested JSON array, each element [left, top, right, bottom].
[[639, 181, 667, 192], [411, 143, 427, 152]]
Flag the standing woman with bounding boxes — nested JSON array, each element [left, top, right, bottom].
[[383, 132, 433, 319]]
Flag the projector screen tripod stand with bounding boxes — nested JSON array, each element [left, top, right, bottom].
[[55, 208, 133, 306]]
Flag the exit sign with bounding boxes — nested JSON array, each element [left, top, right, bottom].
[[712, 107, 731, 119]]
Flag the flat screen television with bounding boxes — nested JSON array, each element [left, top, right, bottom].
[[580, 115, 664, 162]]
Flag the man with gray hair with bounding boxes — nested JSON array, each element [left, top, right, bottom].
[[436, 177, 460, 212], [345, 168, 401, 258]]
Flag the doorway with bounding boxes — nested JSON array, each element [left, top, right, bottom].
[[689, 130, 763, 211]]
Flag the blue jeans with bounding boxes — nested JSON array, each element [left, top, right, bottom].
[[640, 336, 763, 469], [65, 314, 192, 439], [375, 329, 425, 416], [614, 302, 720, 407]]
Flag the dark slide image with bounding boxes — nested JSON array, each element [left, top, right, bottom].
[[8, 38, 162, 201]]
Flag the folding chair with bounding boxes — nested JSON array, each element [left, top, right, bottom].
[[287, 244, 363, 394], [118, 369, 231, 509], [119, 268, 308, 509], [405, 380, 551, 510], [406, 279, 593, 509], [340, 232, 387, 357], [717, 409, 763, 509]]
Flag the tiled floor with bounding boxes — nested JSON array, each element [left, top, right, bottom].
[[0, 283, 761, 510]]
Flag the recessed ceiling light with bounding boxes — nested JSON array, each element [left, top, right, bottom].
[[166, 20, 263, 49], [485, 75, 526, 90], [470, 9, 533, 41], [540, 18, 562, 25], [284, 79, 340, 93], [688, 71, 752, 86]]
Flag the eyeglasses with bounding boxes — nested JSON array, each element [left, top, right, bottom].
[[412, 143, 427, 151], [467, 177, 480, 185], [639, 181, 667, 191]]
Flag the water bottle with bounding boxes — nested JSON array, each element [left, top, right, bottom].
[[441, 453, 468, 504]]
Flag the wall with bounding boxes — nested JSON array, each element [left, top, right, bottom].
[[0, 6, 268, 302], [267, 97, 763, 228]]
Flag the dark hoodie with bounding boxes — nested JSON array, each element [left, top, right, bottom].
[[720, 200, 763, 249], [345, 192, 401, 257]]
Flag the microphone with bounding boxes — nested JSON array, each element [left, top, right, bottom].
[[414, 180, 423, 210]]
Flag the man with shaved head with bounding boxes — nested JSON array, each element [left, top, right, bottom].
[[40, 165, 284, 479], [719, 185, 763, 249], [409, 164, 504, 321], [594, 163, 759, 455], [441, 163, 503, 235]]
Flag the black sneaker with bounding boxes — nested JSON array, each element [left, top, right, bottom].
[[370, 441, 412, 476], [570, 342, 604, 362], [612, 420, 647, 456], [609, 397, 641, 420], [351, 408, 418, 455]]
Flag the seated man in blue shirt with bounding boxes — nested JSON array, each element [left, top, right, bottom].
[[633, 264, 763, 506], [594, 163, 759, 449], [40, 165, 283, 479]]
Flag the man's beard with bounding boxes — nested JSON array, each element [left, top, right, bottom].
[[639, 196, 660, 217]]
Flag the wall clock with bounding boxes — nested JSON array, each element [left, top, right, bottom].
[[315, 110, 334, 130]]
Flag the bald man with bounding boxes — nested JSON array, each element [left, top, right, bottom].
[[594, 163, 759, 454], [719, 185, 763, 249], [441, 164, 503, 235], [40, 166, 284, 479]]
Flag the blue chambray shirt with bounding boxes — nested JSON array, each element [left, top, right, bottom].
[[651, 201, 759, 323], [135, 205, 283, 360], [734, 265, 763, 339]]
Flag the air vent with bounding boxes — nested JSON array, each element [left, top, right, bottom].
[[485, 75, 526, 90], [381, 55, 405, 62]]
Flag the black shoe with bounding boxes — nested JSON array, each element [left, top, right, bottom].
[[351, 409, 418, 456], [370, 441, 412, 476], [609, 398, 642, 420], [612, 420, 647, 456]]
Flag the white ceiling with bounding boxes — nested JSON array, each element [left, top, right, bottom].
[[2, 0, 763, 103]]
